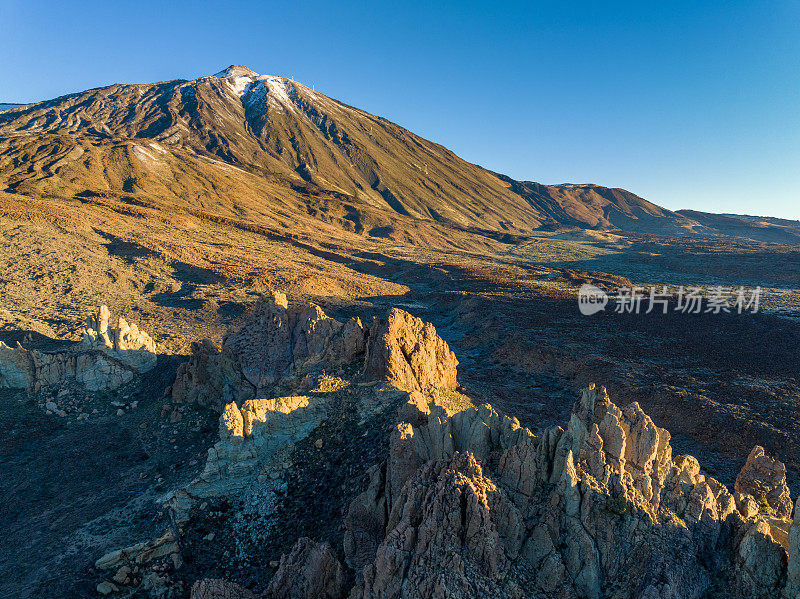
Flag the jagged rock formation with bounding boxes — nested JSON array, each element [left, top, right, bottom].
[[172, 292, 367, 411], [735, 446, 793, 520], [339, 385, 795, 598], [0, 305, 156, 391], [82, 305, 157, 371], [171, 294, 456, 411], [187, 383, 799, 598], [111, 299, 800, 598], [362, 308, 458, 393], [164, 297, 460, 520]]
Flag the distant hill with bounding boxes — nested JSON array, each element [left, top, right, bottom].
[[677, 210, 800, 244]]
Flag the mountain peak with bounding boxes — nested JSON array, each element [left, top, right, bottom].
[[213, 65, 260, 79], [208, 65, 292, 97]]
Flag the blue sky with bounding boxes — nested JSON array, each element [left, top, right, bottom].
[[1, 0, 798, 219]]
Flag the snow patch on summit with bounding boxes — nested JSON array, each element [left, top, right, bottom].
[[207, 66, 297, 111], [227, 75, 254, 96]]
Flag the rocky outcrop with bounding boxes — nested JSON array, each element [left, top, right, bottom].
[[170, 294, 459, 412], [111, 297, 800, 598], [345, 384, 795, 599], [0, 340, 35, 387], [357, 451, 521, 599], [735, 445, 793, 520], [265, 537, 344, 599], [172, 292, 367, 411], [165, 395, 328, 521], [343, 464, 388, 573], [362, 308, 458, 393], [0, 305, 156, 391], [82, 305, 157, 371]]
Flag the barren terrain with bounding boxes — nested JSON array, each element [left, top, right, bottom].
[[0, 66, 799, 598]]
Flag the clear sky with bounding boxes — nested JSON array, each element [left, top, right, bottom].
[[1, 0, 798, 219]]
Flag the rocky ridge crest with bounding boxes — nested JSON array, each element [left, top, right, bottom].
[[91, 296, 800, 598]]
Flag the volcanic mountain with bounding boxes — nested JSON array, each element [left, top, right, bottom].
[[0, 65, 796, 244]]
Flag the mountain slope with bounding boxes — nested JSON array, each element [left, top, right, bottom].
[[0, 65, 795, 244], [0, 66, 549, 234]]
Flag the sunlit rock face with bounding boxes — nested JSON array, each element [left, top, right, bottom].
[[735, 445, 793, 520], [82, 305, 157, 371], [185, 381, 798, 598], [362, 307, 459, 394]]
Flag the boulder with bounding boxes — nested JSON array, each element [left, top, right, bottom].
[[96, 581, 119, 595]]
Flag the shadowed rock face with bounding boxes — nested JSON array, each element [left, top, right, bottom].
[[0, 305, 156, 391], [264, 537, 344, 599], [171, 292, 368, 410]]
